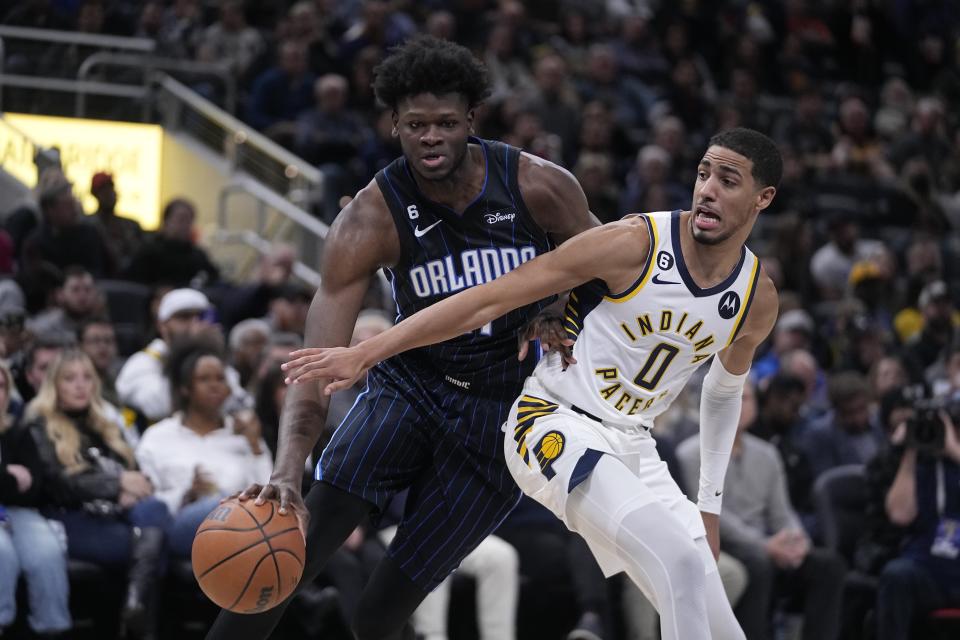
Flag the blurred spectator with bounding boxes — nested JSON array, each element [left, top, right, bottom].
[[359, 109, 402, 180], [424, 9, 455, 41], [610, 10, 669, 88], [295, 73, 370, 169], [25, 350, 170, 638], [27, 266, 101, 338], [337, 0, 415, 66], [524, 53, 581, 166], [228, 318, 270, 390], [620, 144, 688, 216], [678, 380, 846, 640], [0, 360, 72, 638], [869, 405, 960, 640], [830, 95, 895, 180], [17, 335, 72, 406], [154, 0, 203, 58], [573, 153, 619, 224], [869, 355, 910, 400], [483, 22, 533, 108], [902, 280, 957, 384], [220, 243, 296, 330], [287, 1, 336, 76], [576, 44, 652, 131], [780, 348, 830, 417], [802, 371, 885, 479], [124, 198, 220, 288], [753, 309, 815, 383], [888, 97, 952, 185], [19, 169, 111, 279], [772, 89, 832, 173], [809, 215, 885, 300], [265, 284, 312, 337], [115, 288, 216, 423], [752, 374, 816, 529], [136, 341, 271, 558], [196, 0, 264, 78], [88, 172, 143, 273], [246, 40, 315, 141], [78, 317, 120, 404]]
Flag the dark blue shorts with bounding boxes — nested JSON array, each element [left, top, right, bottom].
[[317, 356, 523, 591]]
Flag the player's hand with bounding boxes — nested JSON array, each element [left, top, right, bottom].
[[237, 481, 310, 540], [518, 311, 576, 369], [282, 346, 368, 395]]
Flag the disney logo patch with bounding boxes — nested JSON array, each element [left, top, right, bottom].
[[484, 210, 516, 224]]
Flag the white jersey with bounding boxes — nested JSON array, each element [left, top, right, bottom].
[[533, 210, 761, 428]]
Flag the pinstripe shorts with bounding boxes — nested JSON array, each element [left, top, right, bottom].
[[317, 356, 523, 591]]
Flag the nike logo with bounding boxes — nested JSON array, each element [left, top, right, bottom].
[[652, 273, 679, 285], [413, 221, 442, 238], [715, 490, 723, 496]]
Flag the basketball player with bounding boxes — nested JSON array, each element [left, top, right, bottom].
[[206, 36, 597, 640], [284, 128, 783, 640]]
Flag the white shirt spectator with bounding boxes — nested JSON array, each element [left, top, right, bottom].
[[116, 338, 170, 422], [116, 338, 251, 423], [136, 413, 272, 514]]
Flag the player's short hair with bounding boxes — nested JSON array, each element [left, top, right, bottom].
[[708, 128, 783, 189], [373, 35, 489, 111]]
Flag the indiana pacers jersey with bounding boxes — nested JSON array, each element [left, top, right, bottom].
[[375, 136, 555, 389], [533, 210, 760, 428]]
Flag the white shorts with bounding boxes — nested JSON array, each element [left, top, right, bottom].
[[503, 377, 705, 576]]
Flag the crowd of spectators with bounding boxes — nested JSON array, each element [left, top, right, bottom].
[[2, 1, 960, 639]]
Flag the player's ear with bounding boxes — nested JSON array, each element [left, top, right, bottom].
[[391, 110, 399, 137], [754, 185, 776, 213], [466, 108, 475, 134]]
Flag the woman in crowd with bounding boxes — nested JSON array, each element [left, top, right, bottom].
[[25, 350, 168, 639], [136, 340, 272, 558], [0, 360, 71, 637]]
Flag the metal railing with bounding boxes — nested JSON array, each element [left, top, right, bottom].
[[0, 27, 337, 287], [76, 52, 237, 116], [0, 25, 155, 51], [156, 75, 323, 205]]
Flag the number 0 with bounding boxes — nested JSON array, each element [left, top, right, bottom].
[[633, 343, 679, 391]]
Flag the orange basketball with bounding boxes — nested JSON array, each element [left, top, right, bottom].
[[191, 498, 305, 614]]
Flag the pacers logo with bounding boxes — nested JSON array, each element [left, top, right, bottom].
[[718, 291, 741, 320], [533, 431, 565, 480]]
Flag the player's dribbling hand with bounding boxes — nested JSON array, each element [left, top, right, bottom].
[[235, 481, 310, 541], [518, 311, 576, 369], [281, 347, 367, 395]]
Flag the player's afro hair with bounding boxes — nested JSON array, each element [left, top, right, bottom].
[[373, 35, 490, 110]]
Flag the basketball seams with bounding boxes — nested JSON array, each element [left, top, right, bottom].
[[271, 548, 304, 568], [224, 550, 274, 612], [235, 499, 285, 609], [195, 526, 301, 579], [193, 499, 305, 612]]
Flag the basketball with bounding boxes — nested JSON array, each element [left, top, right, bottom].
[[191, 498, 305, 614], [540, 432, 564, 459]]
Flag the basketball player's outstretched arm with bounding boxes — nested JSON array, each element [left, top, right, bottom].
[[697, 272, 778, 560], [238, 182, 400, 534], [284, 217, 651, 391]]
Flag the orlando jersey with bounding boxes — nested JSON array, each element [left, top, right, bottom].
[[534, 210, 761, 427], [375, 137, 555, 389]]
